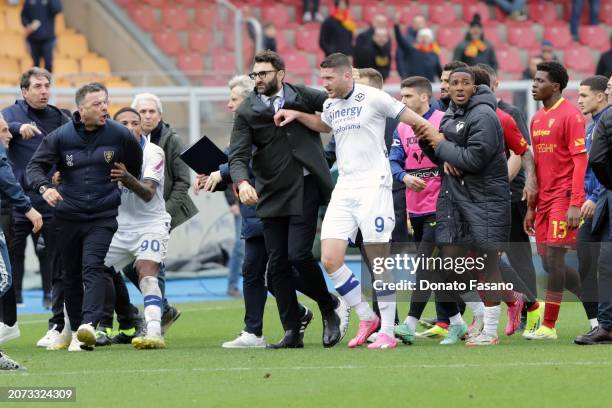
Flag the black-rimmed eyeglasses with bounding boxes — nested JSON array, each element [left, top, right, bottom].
[[248, 70, 278, 80]]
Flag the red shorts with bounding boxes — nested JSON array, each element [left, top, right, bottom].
[[535, 199, 578, 255]]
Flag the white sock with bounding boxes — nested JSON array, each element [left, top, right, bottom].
[[461, 292, 485, 318], [449, 313, 465, 326], [589, 318, 599, 330], [140, 276, 162, 337], [483, 305, 501, 337], [329, 264, 375, 321], [329, 264, 364, 308], [403, 316, 418, 332], [377, 296, 396, 337]]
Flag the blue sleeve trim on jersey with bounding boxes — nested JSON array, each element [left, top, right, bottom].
[[394, 106, 407, 121]]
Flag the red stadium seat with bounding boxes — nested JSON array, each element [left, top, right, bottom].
[[484, 26, 504, 49], [195, 7, 217, 27], [462, 3, 490, 23], [161, 6, 192, 31], [579, 25, 609, 52], [128, 6, 157, 32], [528, 2, 560, 24], [396, 3, 424, 25], [142, 0, 166, 7], [284, 51, 312, 75], [177, 53, 204, 75], [507, 25, 538, 50], [261, 5, 292, 28], [153, 31, 184, 56], [188, 31, 211, 53], [543, 25, 572, 49], [429, 3, 457, 26], [212, 53, 236, 74], [361, 4, 389, 24], [275, 30, 291, 52], [497, 48, 523, 74], [564, 46, 595, 73], [436, 26, 464, 49], [295, 28, 320, 53]]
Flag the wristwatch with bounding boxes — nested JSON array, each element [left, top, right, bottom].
[[39, 185, 49, 195]]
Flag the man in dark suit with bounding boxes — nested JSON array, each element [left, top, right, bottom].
[[575, 88, 612, 345], [229, 50, 349, 349]]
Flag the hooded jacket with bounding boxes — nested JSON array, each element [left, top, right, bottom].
[[423, 85, 510, 249]]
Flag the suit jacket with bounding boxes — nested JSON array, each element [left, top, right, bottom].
[[589, 109, 612, 238], [229, 83, 334, 218]]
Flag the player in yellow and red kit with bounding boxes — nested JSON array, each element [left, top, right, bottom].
[[523, 61, 587, 340]]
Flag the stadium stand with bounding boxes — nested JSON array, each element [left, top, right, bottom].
[[0, 1, 130, 88], [110, 0, 610, 87]]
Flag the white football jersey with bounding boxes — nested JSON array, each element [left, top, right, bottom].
[[116, 138, 171, 232], [321, 83, 405, 189]]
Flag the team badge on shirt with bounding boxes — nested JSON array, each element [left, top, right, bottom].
[[355, 92, 365, 102], [65, 154, 73, 167], [456, 121, 465, 132], [104, 151, 115, 163]]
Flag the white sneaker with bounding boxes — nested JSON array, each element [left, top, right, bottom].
[[47, 327, 72, 351], [314, 12, 324, 22], [76, 323, 96, 347], [68, 332, 83, 352], [303, 11, 312, 22], [0, 322, 20, 345], [222, 331, 266, 348], [37, 324, 60, 348], [334, 296, 350, 341]]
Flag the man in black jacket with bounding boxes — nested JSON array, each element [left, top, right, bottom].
[[26, 82, 142, 351], [575, 79, 612, 345], [229, 50, 348, 349]]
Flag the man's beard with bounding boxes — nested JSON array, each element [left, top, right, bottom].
[[259, 77, 280, 96]]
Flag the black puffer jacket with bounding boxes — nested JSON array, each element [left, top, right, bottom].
[[424, 85, 510, 250]]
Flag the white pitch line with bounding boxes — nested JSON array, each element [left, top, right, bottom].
[[5, 360, 612, 377]]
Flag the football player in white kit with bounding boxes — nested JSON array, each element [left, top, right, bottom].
[[106, 107, 171, 349], [275, 53, 435, 348]]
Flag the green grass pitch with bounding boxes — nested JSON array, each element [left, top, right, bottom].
[[2, 299, 611, 407]]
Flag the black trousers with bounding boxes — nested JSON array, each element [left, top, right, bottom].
[[408, 215, 459, 322], [0, 213, 15, 326], [261, 175, 335, 331], [47, 218, 65, 331], [243, 236, 269, 336], [9, 219, 54, 300], [578, 217, 599, 319], [28, 38, 54, 73], [99, 270, 139, 330], [56, 217, 117, 329], [391, 188, 410, 243], [504, 200, 538, 301]]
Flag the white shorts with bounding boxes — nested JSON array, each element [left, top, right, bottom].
[[320, 185, 395, 243], [104, 227, 169, 270]]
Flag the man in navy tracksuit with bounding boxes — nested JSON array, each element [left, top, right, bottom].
[[0, 112, 43, 369], [26, 83, 142, 351], [21, 0, 62, 73], [0, 68, 70, 347]]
